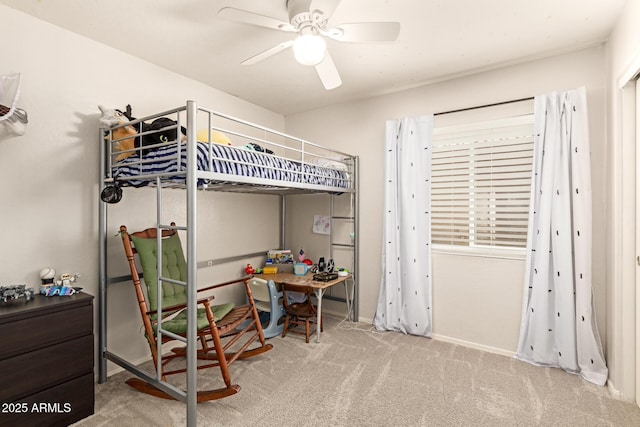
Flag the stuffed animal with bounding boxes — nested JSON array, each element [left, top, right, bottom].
[[120, 104, 188, 148], [98, 105, 138, 161], [100, 104, 191, 161], [241, 142, 274, 154], [196, 129, 232, 145]]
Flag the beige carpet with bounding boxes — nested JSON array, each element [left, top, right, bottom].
[[75, 316, 640, 427]]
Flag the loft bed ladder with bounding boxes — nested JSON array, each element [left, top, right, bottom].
[[327, 191, 358, 320], [98, 103, 204, 425]]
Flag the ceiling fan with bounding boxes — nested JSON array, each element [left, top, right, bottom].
[[217, 0, 400, 90]]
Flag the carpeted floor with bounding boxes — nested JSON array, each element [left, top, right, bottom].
[[75, 316, 640, 427]]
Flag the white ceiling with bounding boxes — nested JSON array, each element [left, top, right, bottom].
[[0, 0, 627, 115]]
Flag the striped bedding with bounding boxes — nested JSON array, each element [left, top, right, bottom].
[[112, 142, 350, 189]]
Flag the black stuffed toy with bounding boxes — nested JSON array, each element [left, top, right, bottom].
[[118, 104, 186, 155]]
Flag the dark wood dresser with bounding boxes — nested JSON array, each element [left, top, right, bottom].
[[0, 292, 94, 427]]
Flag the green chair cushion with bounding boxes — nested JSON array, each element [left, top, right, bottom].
[[131, 233, 187, 315], [152, 303, 235, 335]]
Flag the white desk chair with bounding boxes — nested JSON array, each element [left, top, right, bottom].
[[248, 277, 285, 339]]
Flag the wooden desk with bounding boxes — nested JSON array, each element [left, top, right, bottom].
[[254, 272, 353, 343]]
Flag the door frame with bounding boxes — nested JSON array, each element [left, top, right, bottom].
[[618, 55, 640, 406]]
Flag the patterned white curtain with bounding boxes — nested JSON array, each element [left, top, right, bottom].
[[373, 115, 433, 337], [515, 87, 607, 385]]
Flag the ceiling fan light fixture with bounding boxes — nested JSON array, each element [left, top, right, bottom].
[[292, 33, 326, 66]]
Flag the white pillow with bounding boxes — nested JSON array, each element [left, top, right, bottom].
[[311, 157, 348, 171]]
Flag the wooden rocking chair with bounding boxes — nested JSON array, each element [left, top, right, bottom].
[[119, 224, 272, 402]]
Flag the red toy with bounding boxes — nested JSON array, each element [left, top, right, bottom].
[[244, 263, 256, 275], [298, 248, 313, 265]]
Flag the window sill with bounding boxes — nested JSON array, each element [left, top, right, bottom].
[[431, 244, 526, 261]]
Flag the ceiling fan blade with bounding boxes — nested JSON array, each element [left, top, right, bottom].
[[325, 22, 400, 42], [315, 51, 342, 90], [217, 7, 296, 32], [241, 40, 295, 65]]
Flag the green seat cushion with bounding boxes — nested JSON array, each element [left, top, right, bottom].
[[152, 303, 235, 335]]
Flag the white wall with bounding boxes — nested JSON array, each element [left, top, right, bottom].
[[605, 0, 640, 402], [0, 5, 285, 373], [285, 46, 607, 356]]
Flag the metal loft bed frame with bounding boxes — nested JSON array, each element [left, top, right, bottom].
[[98, 101, 359, 427]]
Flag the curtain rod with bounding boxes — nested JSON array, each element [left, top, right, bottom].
[[434, 96, 534, 116]]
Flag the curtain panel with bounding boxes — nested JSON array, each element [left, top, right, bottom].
[[373, 115, 433, 337], [515, 87, 607, 386]]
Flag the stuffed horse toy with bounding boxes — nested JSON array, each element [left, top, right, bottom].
[[98, 105, 139, 162]]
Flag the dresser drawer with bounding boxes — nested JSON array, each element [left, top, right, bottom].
[[0, 334, 93, 402], [0, 303, 93, 360], [0, 372, 94, 427]]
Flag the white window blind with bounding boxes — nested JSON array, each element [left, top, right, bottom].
[[431, 114, 534, 249]]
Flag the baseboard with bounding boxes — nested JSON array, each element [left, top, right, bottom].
[[607, 380, 622, 400], [354, 316, 515, 358], [431, 333, 515, 358], [323, 307, 359, 321]]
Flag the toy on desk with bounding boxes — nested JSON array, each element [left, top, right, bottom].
[[317, 257, 326, 272], [262, 265, 278, 274], [326, 258, 335, 273], [337, 268, 349, 277], [293, 263, 308, 276], [296, 249, 313, 273], [0, 284, 35, 303], [267, 249, 293, 264], [244, 264, 256, 275], [313, 272, 338, 282]]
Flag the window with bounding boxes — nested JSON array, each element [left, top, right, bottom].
[[431, 114, 534, 249]]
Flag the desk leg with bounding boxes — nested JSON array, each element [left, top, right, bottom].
[[344, 278, 354, 322], [314, 288, 324, 343]]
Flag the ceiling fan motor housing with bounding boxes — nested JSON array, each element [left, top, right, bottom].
[[287, 0, 327, 32]]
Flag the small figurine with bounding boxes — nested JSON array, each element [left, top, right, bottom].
[[327, 258, 335, 273], [318, 257, 326, 272], [55, 273, 80, 288], [245, 264, 256, 275]]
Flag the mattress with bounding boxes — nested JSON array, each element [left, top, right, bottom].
[[112, 141, 350, 190]]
